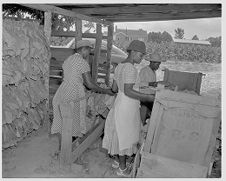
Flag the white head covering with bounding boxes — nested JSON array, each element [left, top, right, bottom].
[[76, 40, 93, 49]]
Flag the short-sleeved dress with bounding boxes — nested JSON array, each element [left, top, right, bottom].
[[102, 63, 141, 156], [51, 53, 90, 137]]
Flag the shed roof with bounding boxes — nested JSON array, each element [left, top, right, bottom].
[[115, 28, 147, 37], [54, 4, 221, 22]]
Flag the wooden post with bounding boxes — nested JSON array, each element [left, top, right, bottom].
[[59, 102, 74, 170], [44, 12, 52, 43], [44, 11, 52, 136], [92, 23, 102, 82], [75, 18, 82, 45], [106, 23, 114, 86]]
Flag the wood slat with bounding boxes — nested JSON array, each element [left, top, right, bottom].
[[51, 30, 107, 39], [44, 11, 52, 135], [72, 118, 105, 163], [22, 4, 112, 25], [156, 90, 220, 107], [75, 18, 82, 44], [106, 23, 114, 86], [71, 4, 220, 16], [143, 101, 161, 153], [59, 102, 74, 169], [104, 10, 221, 22], [139, 153, 208, 178], [92, 23, 102, 82], [98, 68, 108, 74]]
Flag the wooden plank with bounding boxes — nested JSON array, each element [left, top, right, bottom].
[[83, 33, 107, 39], [92, 23, 102, 82], [105, 23, 114, 86], [51, 30, 107, 39], [97, 74, 107, 79], [143, 101, 161, 153], [72, 119, 105, 162], [75, 18, 82, 44], [44, 11, 52, 136], [196, 72, 203, 95], [59, 102, 74, 169], [44, 12, 52, 43], [139, 153, 208, 178], [156, 90, 220, 107], [22, 4, 112, 25], [203, 113, 221, 167], [147, 105, 164, 154], [71, 4, 220, 16], [132, 144, 142, 178], [105, 10, 221, 22], [98, 68, 108, 74]]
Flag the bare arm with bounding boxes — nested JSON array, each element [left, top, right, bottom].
[[82, 71, 114, 95], [124, 83, 155, 102], [111, 80, 118, 93]]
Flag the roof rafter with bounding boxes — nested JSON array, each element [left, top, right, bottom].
[[21, 4, 113, 25]]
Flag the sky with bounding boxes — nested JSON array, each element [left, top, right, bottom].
[[115, 17, 221, 40]]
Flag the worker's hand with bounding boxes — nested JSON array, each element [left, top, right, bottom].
[[105, 89, 115, 96], [147, 94, 155, 102], [157, 81, 175, 90]]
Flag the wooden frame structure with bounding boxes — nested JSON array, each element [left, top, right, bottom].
[[138, 90, 221, 177], [20, 3, 221, 171]]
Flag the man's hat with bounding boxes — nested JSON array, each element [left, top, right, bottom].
[[127, 40, 146, 54], [76, 40, 93, 49], [147, 52, 166, 62]]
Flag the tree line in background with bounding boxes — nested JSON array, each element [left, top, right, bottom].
[[147, 28, 221, 48], [146, 28, 221, 63]]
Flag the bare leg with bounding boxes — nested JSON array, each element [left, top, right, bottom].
[[56, 133, 61, 151], [140, 105, 148, 125], [119, 155, 126, 170]]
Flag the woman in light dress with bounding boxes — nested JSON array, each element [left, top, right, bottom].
[[51, 40, 113, 151], [102, 40, 155, 177]]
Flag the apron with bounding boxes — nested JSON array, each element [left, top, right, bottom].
[[114, 73, 141, 151]]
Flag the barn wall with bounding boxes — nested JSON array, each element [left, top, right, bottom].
[[2, 19, 50, 148]]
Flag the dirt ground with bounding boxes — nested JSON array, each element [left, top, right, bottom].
[[2, 61, 221, 178], [2, 124, 120, 178]]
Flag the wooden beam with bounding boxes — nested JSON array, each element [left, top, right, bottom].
[[51, 30, 107, 39], [59, 102, 74, 170], [75, 18, 82, 45], [44, 11, 52, 136], [72, 119, 105, 163], [22, 4, 112, 25], [71, 4, 221, 16], [104, 10, 221, 22], [92, 23, 102, 82], [105, 23, 114, 86]]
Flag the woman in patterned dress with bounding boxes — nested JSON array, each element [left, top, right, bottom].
[[51, 40, 114, 151], [102, 40, 155, 177]]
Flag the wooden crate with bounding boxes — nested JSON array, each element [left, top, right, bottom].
[[139, 89, 221, 178], [137, 152, 208, 178], [163, 68, 203, 94]]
